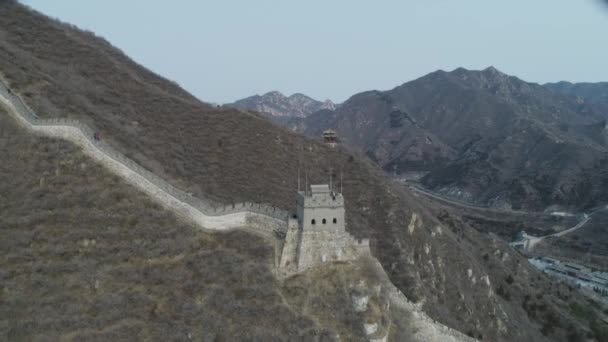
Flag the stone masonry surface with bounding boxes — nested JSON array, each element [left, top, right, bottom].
[[279, 184, 371, 275]]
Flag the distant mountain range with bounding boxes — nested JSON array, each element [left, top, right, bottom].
[[227, 91, 337, 123], [284, 67, 608, 211]]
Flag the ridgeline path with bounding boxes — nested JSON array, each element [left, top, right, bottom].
[[0, 74, 288, 239]]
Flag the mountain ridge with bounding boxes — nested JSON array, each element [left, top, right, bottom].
[[228, 90, 337, 121], [293, 67, 608, 211]]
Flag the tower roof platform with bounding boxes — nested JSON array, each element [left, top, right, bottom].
[[310, 184, 330, 194]]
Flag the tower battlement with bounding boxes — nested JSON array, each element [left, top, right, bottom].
[[297, 184, 344, 208]]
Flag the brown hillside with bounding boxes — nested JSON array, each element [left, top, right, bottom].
[[1, 107, 428, 341], [1, 2, 606, 340], [0, 108, 322, 340]]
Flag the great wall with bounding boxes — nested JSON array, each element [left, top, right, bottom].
[[0, 75, 477, 342], [0, 75, 288, 241]]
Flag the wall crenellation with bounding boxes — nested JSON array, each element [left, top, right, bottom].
[[0, 75, 288, 235]]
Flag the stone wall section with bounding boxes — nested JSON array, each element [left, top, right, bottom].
[[386, 283, 479, 342], [296, 230, 370, 272], [278, 218, 300, 275], [0, 76, 287, 235], [360, 258, 479, 342]]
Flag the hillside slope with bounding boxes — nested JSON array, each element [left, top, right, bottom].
[[0, 2, 605, 340], [0, 108, 324, 341], [297, 67, 608, 211], [3, 104, 478, 342]]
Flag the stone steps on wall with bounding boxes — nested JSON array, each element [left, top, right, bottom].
[[0, 74, 287, 235]]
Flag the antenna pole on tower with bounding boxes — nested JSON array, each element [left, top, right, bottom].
[[305, 170, 308, 196], [329, 167, 333, 193], [340, 171, 343, 194], [297, 167, 301, 192]]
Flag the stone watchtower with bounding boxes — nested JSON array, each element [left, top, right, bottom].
[[279, 184, 369, 276], [297, 184, 345, 236]]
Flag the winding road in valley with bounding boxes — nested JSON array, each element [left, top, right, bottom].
[[403, 180, 607, 250], [405, 181, 531, 216]]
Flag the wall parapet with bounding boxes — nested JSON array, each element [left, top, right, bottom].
[[0, 76, 288, 225]]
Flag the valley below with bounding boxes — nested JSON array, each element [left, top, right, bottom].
[[404, 176, 608, 305]]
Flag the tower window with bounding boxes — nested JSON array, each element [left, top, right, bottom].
[[322, 218, 327, 224], [333, 218, 337, 224], [311, 219, 316, 225]]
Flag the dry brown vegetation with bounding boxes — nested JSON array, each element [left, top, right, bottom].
[[0, 110, 388, 341], [1, 1, 607, 340], [0, 111, 327, 340]]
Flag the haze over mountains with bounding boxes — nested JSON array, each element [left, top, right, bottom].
[[252, 67, 608, 211], [1, 1, 608, 341]]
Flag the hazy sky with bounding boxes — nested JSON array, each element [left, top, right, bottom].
[[21, 0, 608, 103]]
